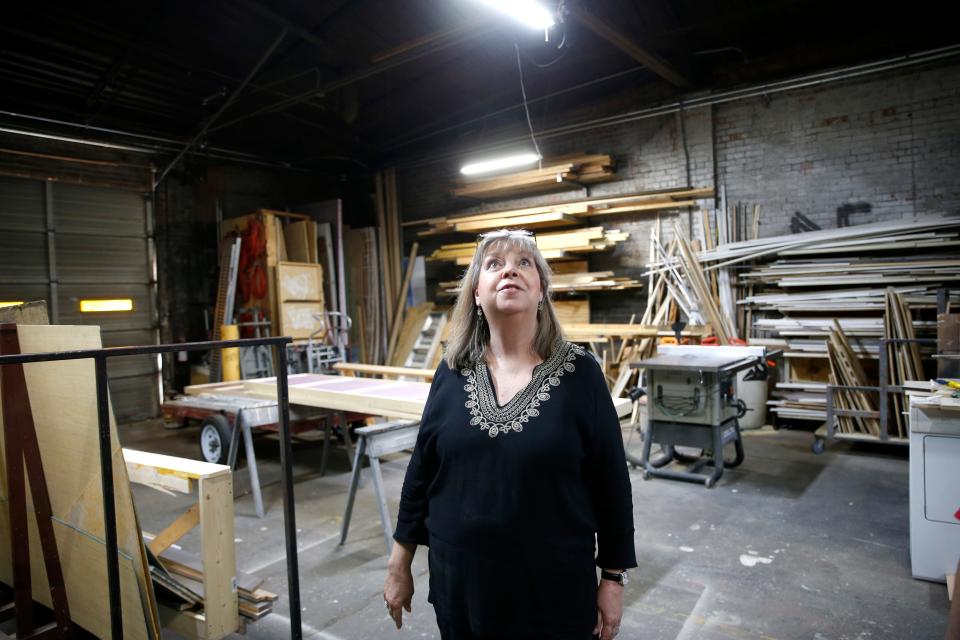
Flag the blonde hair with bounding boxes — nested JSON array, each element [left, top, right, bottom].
[[444, 230, 563, 370]]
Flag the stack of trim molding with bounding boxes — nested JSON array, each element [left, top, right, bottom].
[[406, 186, 714, 236], [652, 214, 960, 432], [428, 227, 630, 265], [452, 154, 617, 200]]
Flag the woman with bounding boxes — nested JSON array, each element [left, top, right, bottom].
[[384, 229, 636, 640]]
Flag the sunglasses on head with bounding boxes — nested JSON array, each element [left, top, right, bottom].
[[477, 229, 536, 243]]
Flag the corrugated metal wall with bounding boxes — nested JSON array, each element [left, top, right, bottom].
[[0, 175, 160, 422]]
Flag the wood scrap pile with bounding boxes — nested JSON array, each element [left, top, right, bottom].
[[452, 154, 616, 200], [407, 186, 714, 236], [156, 547, 278, 621], [428, 227, 630, 265]]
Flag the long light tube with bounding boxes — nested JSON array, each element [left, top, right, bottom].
[[476, 0, 555, 30], [461, 152, 541, 176]]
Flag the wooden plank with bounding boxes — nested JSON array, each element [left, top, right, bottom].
[[199, 473, 238, 639], [125, 448, 231, 487], [244, 373, 432, 419], [279, 301, 324, 340], [0, 325, 157, 639], [276, 262, 324, 302], [0, 301, 49, 324], [148, 504, 201, 555], [332, 362, 435, 380], [386, 242, 419, 363]]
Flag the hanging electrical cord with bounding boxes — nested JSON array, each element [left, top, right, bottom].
[[514, 43, 543, 170]]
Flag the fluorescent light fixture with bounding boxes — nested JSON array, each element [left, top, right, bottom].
[[461, 153, 541, 176], [80, 299, 134, 312], [0, 301, 24, 308], [477, 0, 555, 30]]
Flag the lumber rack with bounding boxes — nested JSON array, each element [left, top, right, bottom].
[[0, 335, 305, 640], [814, 338, 937, 454]]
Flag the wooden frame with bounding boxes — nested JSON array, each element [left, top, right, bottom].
[[124, 449, 238, 640]]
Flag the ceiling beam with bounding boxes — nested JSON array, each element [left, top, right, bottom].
[[155, 28, 288, 187], [207, 20, 499, 134], [567, 4, 690, 88]]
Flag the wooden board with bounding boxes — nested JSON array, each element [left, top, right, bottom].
[[0, 301, 49, 324], [0, 324, 158, 639], [245, 372, 633, 420], [243, 373, 432, 419], [553, 300, 590, 326], [279, 302, 324, 340], [276, 262, 324, 302]]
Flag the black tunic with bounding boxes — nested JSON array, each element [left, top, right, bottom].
[[394, 341, 637, 639]]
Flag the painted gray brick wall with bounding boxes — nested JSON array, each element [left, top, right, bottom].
[[715, 62, 960, 235], [400, 59, 960, 322]]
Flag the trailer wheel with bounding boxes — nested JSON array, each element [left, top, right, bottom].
[[199, 414, 232, 464]]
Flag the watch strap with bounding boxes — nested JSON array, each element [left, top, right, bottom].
[[600, 569, 628, 585]]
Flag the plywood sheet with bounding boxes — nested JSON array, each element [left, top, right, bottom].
[[243, 373, 431, 419], [279, 302, 324, 340], [276, 262, 324, 302], [0, 324, 158, 639]]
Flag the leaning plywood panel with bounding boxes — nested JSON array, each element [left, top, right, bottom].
[[0, 324, 159, 639]]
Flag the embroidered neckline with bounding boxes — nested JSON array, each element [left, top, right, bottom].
[[460, 340, 585, 438]]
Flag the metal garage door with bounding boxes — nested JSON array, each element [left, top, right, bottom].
[[0, 175, 160, 422]]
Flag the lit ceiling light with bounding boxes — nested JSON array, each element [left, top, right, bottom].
[[0, 301, 24, 308], [461, 152, 541, 176], [80, 299, 134, 312], [477, 0, 555, 30]]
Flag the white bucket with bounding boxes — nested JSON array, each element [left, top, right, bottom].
[[737, 369, 769, 430]]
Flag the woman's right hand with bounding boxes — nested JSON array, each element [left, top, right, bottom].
[[383, 564, 414, 629], [384, 542, 417, 629]]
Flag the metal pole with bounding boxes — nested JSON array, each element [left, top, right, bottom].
[[155, 27, 289, 187], [94, 354, 122, 639], [275, 344, 302, 639], [878, 341, 889, 441]]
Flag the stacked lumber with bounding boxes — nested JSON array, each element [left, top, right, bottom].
[[452, 154, 616, 200], [826, 320, 881, 436], [681, 216, 960, 268], [885, 288, 926, 437], [376, 168, 405, 362], [437, 271, 642, 295], [428, 227, 630, 265], [158, 547, 278, 621], [739, 258, 960, 288], [408, 186, 714, 236], [346, 227, 382, 363], [682, 215, 960, 431]]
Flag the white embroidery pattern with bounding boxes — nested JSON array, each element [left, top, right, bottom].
[[460, 341, 584, 438]]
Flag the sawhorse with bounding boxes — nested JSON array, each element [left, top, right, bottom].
[[339, 420, 420, 552]]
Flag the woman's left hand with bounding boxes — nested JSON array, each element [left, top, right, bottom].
[[594, 580, 623, 640]]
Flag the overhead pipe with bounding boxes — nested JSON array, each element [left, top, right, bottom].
[[154, 27, 290, 187], [398, 43, 960, 167]]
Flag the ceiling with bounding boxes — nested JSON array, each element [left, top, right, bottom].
[[1, 0, 955, 175]]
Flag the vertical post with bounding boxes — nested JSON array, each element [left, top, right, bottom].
[[878, 341, 889, 441], [825, 386, 835, 439], [275, 344, 302, 639], [94, 354, 122, 639]]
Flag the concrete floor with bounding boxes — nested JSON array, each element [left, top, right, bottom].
[[121, 421, 952, 640]]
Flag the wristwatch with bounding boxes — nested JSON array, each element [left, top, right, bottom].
[[600, 569, 629, 586]]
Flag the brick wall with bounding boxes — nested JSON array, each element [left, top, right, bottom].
[[399, 59, 960, 322], [715, 61, 960, 235]]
